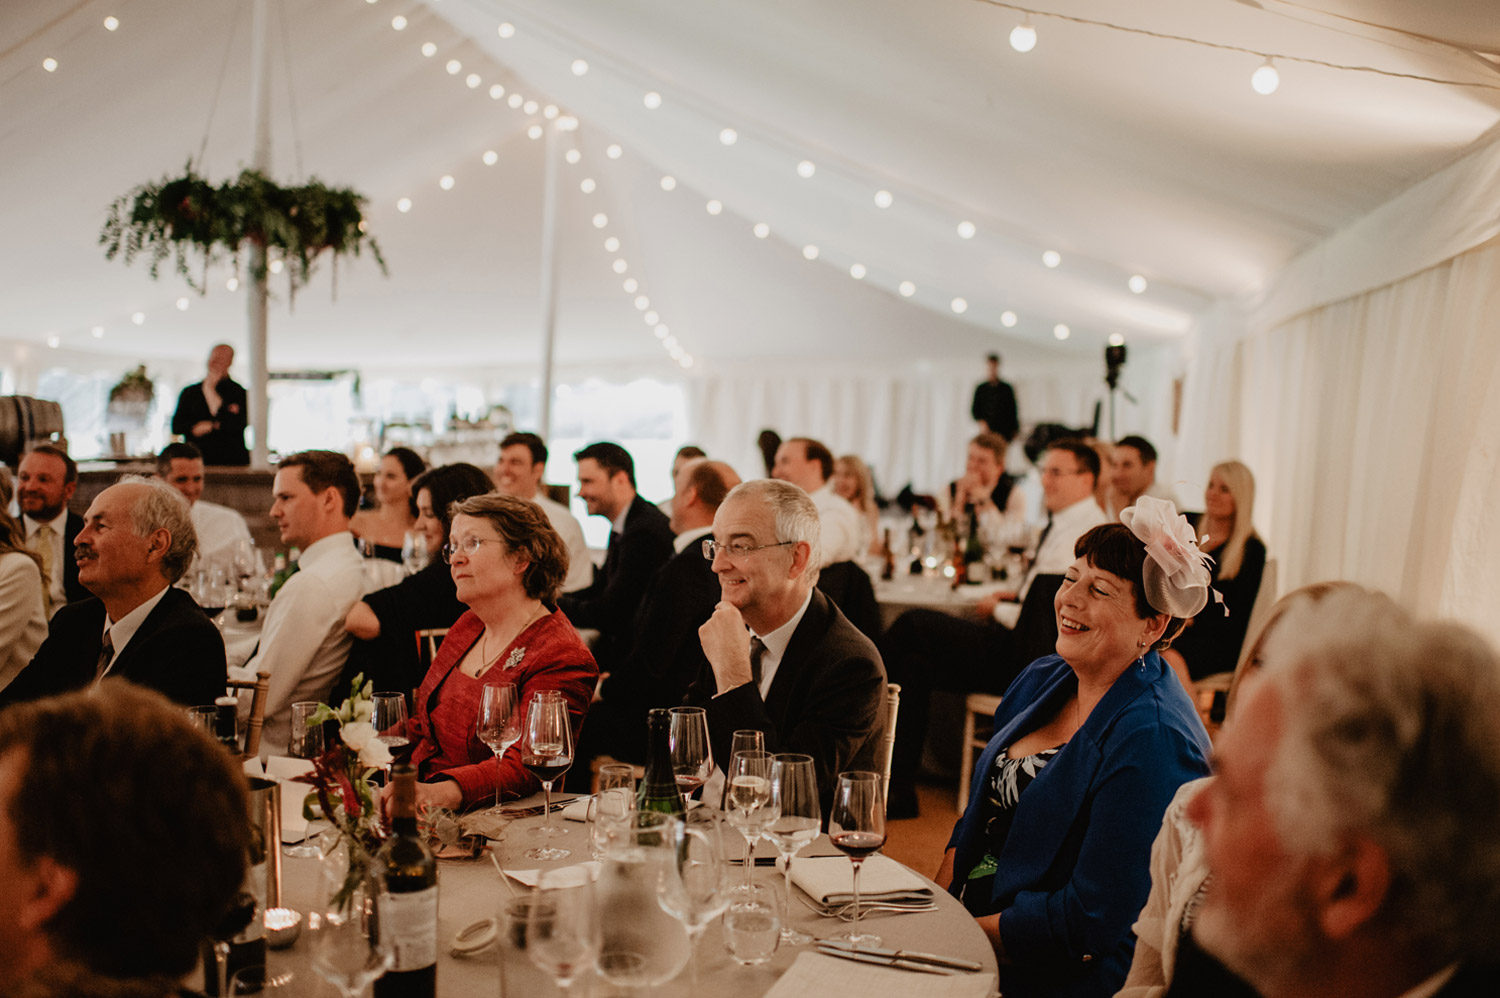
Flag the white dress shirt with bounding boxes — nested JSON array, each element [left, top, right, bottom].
[[994, 495, 1108, 628], [236, 531, 366, 755], [190, 499, 253, 570], [810, 483, 863, 567], [673, 524, 712, 556], [97, 585, 170, 681], [536, 493, 592, 594], [23, 509, 69, 611]]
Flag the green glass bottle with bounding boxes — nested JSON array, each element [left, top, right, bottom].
[[637, 708, 686, 818]]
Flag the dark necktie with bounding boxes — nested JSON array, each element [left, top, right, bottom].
[[96, 631, 115, 681], [749, 636, 767, 687]]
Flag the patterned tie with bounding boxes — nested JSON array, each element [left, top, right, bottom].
[[749, 636, 767, 687], [96, 630, 115, 681], [30, 523, 56, 614]]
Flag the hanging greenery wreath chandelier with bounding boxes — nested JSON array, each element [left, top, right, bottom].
[[100, 164, 386, 296]]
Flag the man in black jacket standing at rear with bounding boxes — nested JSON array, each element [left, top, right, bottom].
[[171, 342, 249, 466], [1, 477, 225, 708], [558, 442, 674, 674], [971, 351, 1020, 444]]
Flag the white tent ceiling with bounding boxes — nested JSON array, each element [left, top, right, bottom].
[[2, 0, 1497, 377]]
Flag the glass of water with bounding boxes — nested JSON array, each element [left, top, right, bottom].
[[723, 882, 781, 966]]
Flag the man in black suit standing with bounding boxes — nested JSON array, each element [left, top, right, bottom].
[[16, 444, 87, 615], [1, 477, 225, 708], [691, 479, 887, 810], [558, 441, 674, 673], [572, 459, 741, 781], [171, 343, 249, 466], [972, 351, 1020, 444]]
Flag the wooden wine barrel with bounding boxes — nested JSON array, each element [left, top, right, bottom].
[[0, 396, 66, 466]]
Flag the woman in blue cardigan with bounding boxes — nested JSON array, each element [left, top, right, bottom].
[[937, 503, 1214, 998]]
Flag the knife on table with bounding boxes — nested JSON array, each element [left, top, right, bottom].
[[814, 944, 956, 974], [817, 939, 984, 973]]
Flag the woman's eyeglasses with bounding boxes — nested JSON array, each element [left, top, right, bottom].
[[442, 537, 505, 563]]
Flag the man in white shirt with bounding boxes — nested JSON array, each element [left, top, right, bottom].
[[492, 432, 591, 594], [237, 450, 365, 755], [771, 436, 863, 566], [881, 438, 1107, 816], [1188, 590, 1500, 998], [15, 445, 87, 614], [156, 442, 252, 572]]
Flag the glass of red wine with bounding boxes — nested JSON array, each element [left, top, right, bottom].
[[828, 770, 886, 947], [667, 706, 713, 808], [522, 690, 573, 860]]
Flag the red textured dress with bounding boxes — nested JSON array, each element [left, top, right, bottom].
[[407, 607, 597, 808]]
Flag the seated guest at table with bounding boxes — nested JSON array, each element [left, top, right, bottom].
[[400, 494, 597, 813], [1119, 581, 1357, 998], [342, 462, 495, 698], [832, 453, 881, 556], [156, 441, 251, 573], [0, 508, 47, 693], [0, 681, 252, 997], [944, 431, 1027, 550], [882, 438, 1108, 817], [16, 444, 87, 615], [1186, 588, 1500, 998], [558, 441, 674, 671], [574, 458, 741, 782], [936, 516, 1212, 998], [2, 478, 225, 708], [1104, 435, 1171, 521], [657, 444, 707, 518], [772, 436, 864, 566], [171, 342, 249, 466], [688, 479, 887, 813], [350, 446, 425, 562], [492, 432, 591, 593], [1161, 460, 1265, 685], [235, 450, 365, 755]]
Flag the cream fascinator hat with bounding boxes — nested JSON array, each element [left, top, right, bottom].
[[1119, 496, 1215, 618]]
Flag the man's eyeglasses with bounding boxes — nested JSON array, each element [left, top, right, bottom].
[[442, 536, 505, 563], [701, 538, 796, 561]]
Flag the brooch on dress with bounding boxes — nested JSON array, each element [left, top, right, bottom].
[[504, 647, 526, 670]]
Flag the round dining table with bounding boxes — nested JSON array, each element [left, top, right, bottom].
[[267, 803, 998, 996]]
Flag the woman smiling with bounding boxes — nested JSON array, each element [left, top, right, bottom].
[[937, 502, 1213, 998]]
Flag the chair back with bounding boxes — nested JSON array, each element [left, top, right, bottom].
[[816, 560, 882, 642], [225, 669, 271, 758], [415, 627, 449, 672], [881, 683, 901, 809]]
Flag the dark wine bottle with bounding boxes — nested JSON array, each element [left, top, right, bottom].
[[637, 708, 686, 818], [374, 763, 438, 998]]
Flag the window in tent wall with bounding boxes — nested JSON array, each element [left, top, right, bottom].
[[266, 372, 359, 459], [36, 366, 170, 460]]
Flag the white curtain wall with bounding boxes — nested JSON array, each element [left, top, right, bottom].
[[1182, 236, 1500, 648]]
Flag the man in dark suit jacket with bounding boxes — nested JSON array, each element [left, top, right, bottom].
[[1, 478, 225, 708], [690, 479, 887, 812], [16, 444, 89, 612], [971, 351, 1020, 443], [571, 460, 741, 785], [171, 343, 249, 466], [558, 442, 674, 672]]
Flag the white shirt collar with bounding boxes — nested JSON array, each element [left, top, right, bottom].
[[750, 589, 814, 699], [99, 584, 171, 672], [673, 524, 712, 554], [298, 531, 357, 568], [24, 508, 69, 537], [610, 499, 633, 536]]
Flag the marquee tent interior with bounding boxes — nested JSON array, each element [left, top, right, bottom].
[[3, 0, 1500, 642]]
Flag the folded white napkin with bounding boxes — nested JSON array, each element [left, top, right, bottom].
[[503, 861, 601, 887], [789, 854, 934, 905], [764, 953, 992, 998]]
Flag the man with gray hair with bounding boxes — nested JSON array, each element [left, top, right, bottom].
[[689, 478, 887, 810], [0, 477, 226, 707], [1188, 588, 1500, 998]]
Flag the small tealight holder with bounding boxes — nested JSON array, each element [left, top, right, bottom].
[[264, 907, 303, 949]]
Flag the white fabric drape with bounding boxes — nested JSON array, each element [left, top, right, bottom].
[[1178, 237, 1500, 648]]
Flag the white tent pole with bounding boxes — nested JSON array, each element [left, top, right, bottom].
[[537, 123, 561, 443], [246, 0, 271, 469]]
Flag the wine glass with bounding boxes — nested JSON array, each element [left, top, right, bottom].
[[401, 530, 429, 576], [371, 693, 409, 758], [229, 965, 298, 995], [285, 700, 327, 859], [725, 749, 777, 890], [308, 855, 391, 998], [828, 770, 886, 947], [527, 867, 599, 997], [522, 690, 573, 860], [766, 753, 821, 944], [667, 706, 712, 807], [721, 729, 765, 807], [655, 810, 729, 989], [475, 683, 521, 810]]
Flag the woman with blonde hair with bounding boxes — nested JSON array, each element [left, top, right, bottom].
[[0, 507, 47, 692], [1162, 460, 1266, 682], [832, 453, 881, 556]]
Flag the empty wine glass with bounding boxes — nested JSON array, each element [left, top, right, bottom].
[[522, 690, 573, 860], [766, 753, 821, 944], [371, 693, 409, 759], [308, 852, 391, 998], [667, 706, 712, 807], [828, 771, 886, 947], [725, 749, 777, 890], [285, 701, 327, 859], [401, 530, 429, 576], [527, 867, 599, 997], [475, 683, 521, 810], [655, 810, 729, 989]]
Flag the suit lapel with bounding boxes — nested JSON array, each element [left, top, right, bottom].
[[762, 591, 827, 721]]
